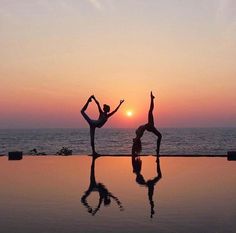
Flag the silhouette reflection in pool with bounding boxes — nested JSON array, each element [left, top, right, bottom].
[[132, 155, 162, 218], [81, 156, 124, 216]]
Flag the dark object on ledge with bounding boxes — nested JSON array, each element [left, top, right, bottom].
[[29, 148, 47, 156], [8, 151, 23, 160], [56, 147, 72, 156], [227, 151, 236, 161], [29, 148, 38, 155]]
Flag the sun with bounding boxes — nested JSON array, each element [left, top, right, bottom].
[[126, 110, 133, 117]]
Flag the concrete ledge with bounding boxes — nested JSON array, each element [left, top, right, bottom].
[[3, 153, 231, 159], [87, 154, 227, 157]]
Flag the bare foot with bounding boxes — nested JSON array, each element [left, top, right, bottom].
[[92, 152, 100, 159], [151, 91, 155, 99]]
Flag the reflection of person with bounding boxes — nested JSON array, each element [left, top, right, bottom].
[[81, 157, 124, 216], [132, 155, 162, 218], [132, 92, 162, 156], [81, 95, 124, 155]]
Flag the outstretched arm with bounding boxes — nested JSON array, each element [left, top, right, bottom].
[[109, 193, 124, 211], [92, 95, 102, 114], [108, 100, 124, 118]]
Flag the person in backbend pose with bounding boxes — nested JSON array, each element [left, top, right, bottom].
[[81, 156, 124, 216], [132, 91, 162, 157], [132, 155, 162, 218], [81, 95, 124, 155]]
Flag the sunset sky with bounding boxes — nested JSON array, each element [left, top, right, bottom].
[[0, 0, 236, 128]]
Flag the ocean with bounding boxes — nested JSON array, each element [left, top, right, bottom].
[[0, 128, 235, 155]]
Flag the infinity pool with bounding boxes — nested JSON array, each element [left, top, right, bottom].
[[0, 156, 235, 233]]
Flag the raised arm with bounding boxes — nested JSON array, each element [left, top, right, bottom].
[[107, 100, 124, 118], [91, 95, 102, 113]]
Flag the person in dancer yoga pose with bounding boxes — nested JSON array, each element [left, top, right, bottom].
[[81, 95, 124, 155], [132, 91, 162, 156], [81, 156, 124, 216]]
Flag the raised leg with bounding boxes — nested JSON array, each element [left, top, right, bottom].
[[81, 97, 93, 124], [148, 92, 155, 126]]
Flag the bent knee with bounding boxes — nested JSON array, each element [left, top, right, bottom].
[[81, 109, 87, 117]]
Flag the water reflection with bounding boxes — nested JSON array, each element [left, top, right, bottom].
[[81, 156, 124, 216], [132, 155, 162, 218]]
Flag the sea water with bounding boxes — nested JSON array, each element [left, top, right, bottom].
[[0, 128, 236, 155]]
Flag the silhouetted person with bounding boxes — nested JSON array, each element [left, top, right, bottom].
[[81, 95, 124, 155], [132, 155, 162, 218], [81, 157, 124, 216], [132, 92, 162, 156]]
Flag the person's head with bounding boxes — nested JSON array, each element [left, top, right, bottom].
[[103, 104, 110, 113], [104, 197, 111, 206]]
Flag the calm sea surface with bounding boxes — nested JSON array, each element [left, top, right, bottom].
[[0, 128, 235, 155], [0, 156, 235, 233]]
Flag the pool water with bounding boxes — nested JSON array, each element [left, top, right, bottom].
[[0, 156, 235, 233]]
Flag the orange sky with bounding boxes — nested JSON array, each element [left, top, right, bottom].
[[0, 1, 236, 128]]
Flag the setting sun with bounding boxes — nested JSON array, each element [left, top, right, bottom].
[[126, 110, 133, 117]]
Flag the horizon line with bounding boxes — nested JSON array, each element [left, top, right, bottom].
[[0, 126, 236, 130]]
